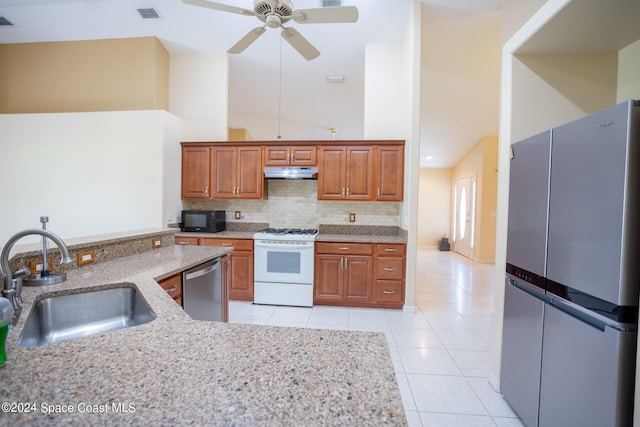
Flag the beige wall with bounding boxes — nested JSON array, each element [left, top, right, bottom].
[[417, 168, 452, 247], [0, 37, 169, 113], [511, 52, 618, 142], [451, 136, 498, 262], [0, 111, 186, 246], [501, 0, 547, 43], [618, 38, 640, 102]]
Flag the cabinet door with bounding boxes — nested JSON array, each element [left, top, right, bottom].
[[314, 254, 344, 302], [375, 145, 404, 201], [290, 146, 317, 165], [264, 146, 290, 166], [236, 147, 264, 199], [317, 146, 346, 200], [344, 255, 373, 302], [345, 146, 373, 200], [211, 146, 237, 198], [228, 251, 254, 301], [157, 274, 182, 306], [181, 147, 211, 198]]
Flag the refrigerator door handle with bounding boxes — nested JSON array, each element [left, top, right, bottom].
[[548, 297, 607, 332]]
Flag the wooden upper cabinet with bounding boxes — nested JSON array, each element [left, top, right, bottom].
[[264, 145, 316, 166], [210, 146, 264, 199], [181, 146, 211, 198], [346, 146, 374, 200], [237, 147, 264, 198], [317, 146, 346, 200], [211, 146, 236, 198], [317, 146, 373, 200], [182, 140, 402, 201], [374, 145, 404, 201]]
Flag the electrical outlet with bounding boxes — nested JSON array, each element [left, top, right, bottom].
[[77, 250, 95, 266], [235, 211, 242, 220], [152, 238, 162, 249], [349, 213, 356, 223], [29, 259, 52, 275]]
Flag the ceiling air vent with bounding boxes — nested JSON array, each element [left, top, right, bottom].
[[322, 0, 342, 7], [0, 17, 14, 26], [137, 8, 161, 19]]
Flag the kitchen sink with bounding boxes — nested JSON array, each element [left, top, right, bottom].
[[18, 284, 156, 347]]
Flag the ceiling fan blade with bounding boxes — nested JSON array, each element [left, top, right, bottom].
[[281, 27, 320, 61], [228, 27, 267, 54], [292, 6, 358, 24], [181, 0, 255, 17]]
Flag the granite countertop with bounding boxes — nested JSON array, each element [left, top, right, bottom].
[[176, 230, 257, 239], [0, 245, 406, 426], [315, 234, 407, 244]]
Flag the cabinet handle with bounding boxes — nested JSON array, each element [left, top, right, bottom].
[[377, 188, 380, 199], [178, 241, 190, 245], [383, 267, 396, 271], [165, 286, 178, 293], [383, 290, 395, 295], [205, 185, 209, 195], [222, 243, 233, 246], [291, 152, 295, 163], [343, 257, 348, 269], [338, 247, 350, 251], [384, 248, 397, 252], [341, 187, 345, 197], [346, 187, 349, 197]]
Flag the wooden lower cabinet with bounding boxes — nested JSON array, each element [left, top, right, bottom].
[[199, 238, 254, 301], [157, 273, 183, 307], [314, 242, 374, 307], [314, 242, 405, 309], [175, 236, 199, 246]]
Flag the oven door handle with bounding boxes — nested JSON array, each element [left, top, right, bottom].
[[254, 241, 313, 250]]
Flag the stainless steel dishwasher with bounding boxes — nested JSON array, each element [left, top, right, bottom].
[[182, 258, 225, 322]]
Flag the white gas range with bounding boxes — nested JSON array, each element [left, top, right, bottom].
[[253, 228, 318, 307]]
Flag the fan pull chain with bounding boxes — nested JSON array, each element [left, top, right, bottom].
[[277, 36, 283, 139]]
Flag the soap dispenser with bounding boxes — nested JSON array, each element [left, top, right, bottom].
[[0, 297, 13, 364]]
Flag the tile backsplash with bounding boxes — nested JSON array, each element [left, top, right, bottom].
[[183, 180, 401, 228]]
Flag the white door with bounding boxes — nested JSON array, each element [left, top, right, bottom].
[[453, 176, 476, 258]]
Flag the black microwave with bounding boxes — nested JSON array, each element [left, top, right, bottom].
[[181, 210, 225, 233]]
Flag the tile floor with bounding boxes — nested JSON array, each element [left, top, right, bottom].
[[229, 248, 523, 426]]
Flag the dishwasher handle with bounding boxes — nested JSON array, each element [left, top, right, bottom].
[[185, 259, 220, 281]]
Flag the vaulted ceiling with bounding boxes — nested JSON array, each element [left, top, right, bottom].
[[0, 0, 502, 167]]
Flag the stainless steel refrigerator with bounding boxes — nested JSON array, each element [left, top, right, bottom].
[[501, 100, 640, 427]]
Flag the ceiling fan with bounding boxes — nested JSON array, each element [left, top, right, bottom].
[[182, 0, 359, 60]]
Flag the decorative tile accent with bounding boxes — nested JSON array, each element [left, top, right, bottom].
[[183, 180, 401, 228]]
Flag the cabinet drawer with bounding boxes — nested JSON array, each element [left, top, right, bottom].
[[375, 281, 403, 303], [158, 274, 182, 299], [316, 242, 373, 255], [376, 258, 405, 280], [375, 243, 406, 256], [199, 238, 253, 252], [175, 236, 199, 246]]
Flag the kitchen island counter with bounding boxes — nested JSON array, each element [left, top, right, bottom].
[[1, 245, 406, 426]]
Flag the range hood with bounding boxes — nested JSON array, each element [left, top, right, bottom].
[[264, 166, 318, 179]]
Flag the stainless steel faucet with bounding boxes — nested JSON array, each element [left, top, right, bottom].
[[0, 229, 73, 320]]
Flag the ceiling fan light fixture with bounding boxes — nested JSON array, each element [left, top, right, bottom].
[[327, 75, 345, 83]]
